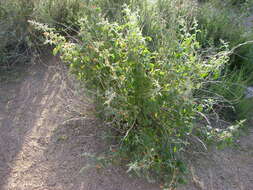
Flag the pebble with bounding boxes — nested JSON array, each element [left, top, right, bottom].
[[245, 86, 253, 98]]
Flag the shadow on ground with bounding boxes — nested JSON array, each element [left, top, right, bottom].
[[0, 58, 58, 189]]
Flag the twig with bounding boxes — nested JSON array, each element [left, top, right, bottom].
[[121, 119, 136, 145], [229, 40, 253, 55], [196, 111, 212, 126], [190, 134, 208, 151]]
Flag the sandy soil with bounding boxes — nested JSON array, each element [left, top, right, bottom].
[[178, 129, 253, 190], [0, 55, 252, 190], [0, 56, 159, 190]]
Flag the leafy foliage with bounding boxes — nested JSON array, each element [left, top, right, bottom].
[[31, 3, 244, 187]]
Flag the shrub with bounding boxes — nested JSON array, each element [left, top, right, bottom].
[[197, 0, 253, 121], [35, 0, 86, 29], [0, 0, 34, 67], [2, 0, 251, 188], [31, 3, 243, 187], [0, 0, 85, 68], [197, 2, 246, 47]]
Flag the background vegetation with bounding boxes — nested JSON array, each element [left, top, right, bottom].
[[1, 0, 253, 189]]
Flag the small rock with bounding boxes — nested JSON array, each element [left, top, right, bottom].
[[47, 179, 57, 187], [245, 87, 253, 98]]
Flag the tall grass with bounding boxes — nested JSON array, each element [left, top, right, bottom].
[[0, 0, 34, 67], [196, 0, 253, 121], [0, 0, 85, 68]]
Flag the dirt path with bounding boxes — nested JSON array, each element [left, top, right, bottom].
[[0, 56, 252, 190], [0, 56, 159, 190], [178, 129, 253, 190]]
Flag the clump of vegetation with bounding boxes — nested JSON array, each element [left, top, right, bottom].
[[196, 0, 253, 121], [0, 0, 34, 67], [31, 1, 246, 187], [0, 0, 85, 68]]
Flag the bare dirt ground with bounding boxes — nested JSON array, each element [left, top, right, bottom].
[[0, 56, 159, 190], [178, 128, 253, 190], [0, 55, 252, 190]]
